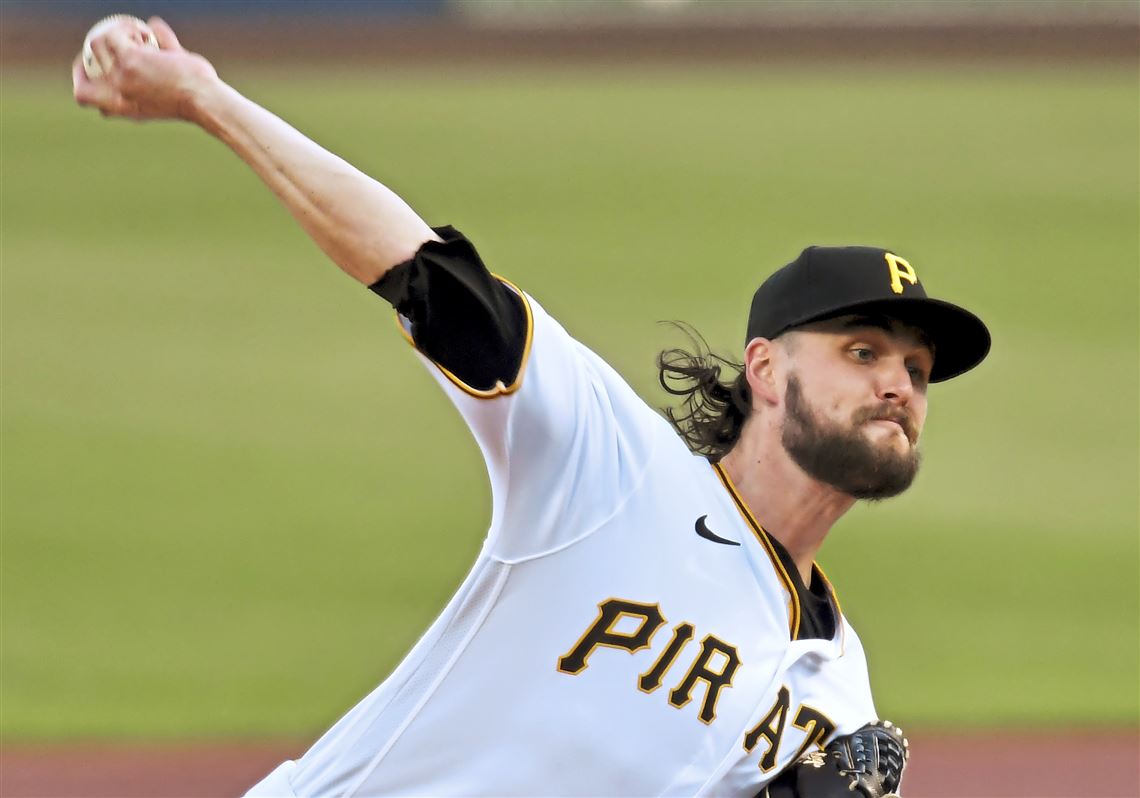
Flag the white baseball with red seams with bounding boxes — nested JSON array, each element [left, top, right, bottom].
[[81, 15, 159, 80]]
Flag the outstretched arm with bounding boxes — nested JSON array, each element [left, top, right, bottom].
[[72, 17, 437, 285]]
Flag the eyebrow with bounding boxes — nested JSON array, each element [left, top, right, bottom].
[[841, 314, 935, 355]]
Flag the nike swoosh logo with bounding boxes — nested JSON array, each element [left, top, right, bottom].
[[695, 515, 740, 546]]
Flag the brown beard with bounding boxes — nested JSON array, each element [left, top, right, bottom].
[[781, 374, 921, 500]]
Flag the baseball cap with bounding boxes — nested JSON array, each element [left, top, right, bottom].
[[745, 246, 990, 382]]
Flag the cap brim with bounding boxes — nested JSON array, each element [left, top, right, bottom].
[[795, 297, 991, 383]]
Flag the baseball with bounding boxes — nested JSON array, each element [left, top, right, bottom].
[[81, 14, 159, 80]]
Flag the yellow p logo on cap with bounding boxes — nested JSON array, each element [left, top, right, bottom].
[[884, 253, 918, 294]]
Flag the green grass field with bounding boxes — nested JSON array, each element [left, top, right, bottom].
[[2, 62, 1136, 740]]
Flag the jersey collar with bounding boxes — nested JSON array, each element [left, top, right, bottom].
[[710, 463, 845, 643]]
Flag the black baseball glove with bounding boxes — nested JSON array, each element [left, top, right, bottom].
[[755, 720, 910, 798]]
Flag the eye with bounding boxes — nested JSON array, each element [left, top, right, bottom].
[[907, 364, 930, 385], [849, 347, 875, 363]]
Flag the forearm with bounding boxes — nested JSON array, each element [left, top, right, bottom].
[[190, 80, 437, 284]]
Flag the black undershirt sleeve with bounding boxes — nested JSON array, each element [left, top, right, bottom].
[[369, 226, 528, 392]]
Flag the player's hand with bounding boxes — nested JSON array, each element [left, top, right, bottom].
[[72, 17, 220, 123]]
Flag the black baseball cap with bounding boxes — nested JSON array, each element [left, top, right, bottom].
[[746, 246, 990, 382]]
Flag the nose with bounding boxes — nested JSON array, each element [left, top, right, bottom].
[[877, 359, 914, 406]]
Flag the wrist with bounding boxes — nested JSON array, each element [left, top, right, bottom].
[[184, 76, 235, 132]]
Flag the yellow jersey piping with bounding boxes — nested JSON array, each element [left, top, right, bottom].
[[811, 562, 844, 620], [810, 561, 847, 653], [712, 463, 801, 640], [392, 274, 534, 399]]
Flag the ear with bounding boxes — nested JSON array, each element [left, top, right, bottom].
[[743, 338, 781, 408]]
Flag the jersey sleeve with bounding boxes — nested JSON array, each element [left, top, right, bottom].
[[371, 227, 663, 562], [371, 226, 529, 393]]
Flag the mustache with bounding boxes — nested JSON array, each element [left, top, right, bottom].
[[856, 404, 918, 443]]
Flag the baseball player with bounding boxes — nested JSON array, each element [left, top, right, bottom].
[[74, 19, 989, 798]]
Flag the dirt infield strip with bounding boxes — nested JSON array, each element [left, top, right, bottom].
[[2, 731, 1137, 798]]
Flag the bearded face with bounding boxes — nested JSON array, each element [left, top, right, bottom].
[[780, 373, 921, 500]]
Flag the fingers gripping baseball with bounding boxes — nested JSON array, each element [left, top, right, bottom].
[[147, 17, 182, 50], [72, 17, 217, 122]]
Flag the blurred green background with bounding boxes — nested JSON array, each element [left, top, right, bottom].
[[2, 59, 1136, 740]]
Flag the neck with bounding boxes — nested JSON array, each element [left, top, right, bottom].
[[719, 430, 855, 584]]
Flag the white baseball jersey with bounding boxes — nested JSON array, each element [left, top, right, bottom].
[[248, 239, 879, 797]]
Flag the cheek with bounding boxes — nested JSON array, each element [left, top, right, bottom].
[[912, 396, 929, 430], [820, 391, 860, 426], [815, 386, 857, 418], [822, 377, 867, 415]]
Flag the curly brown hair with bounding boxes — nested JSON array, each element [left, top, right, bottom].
[[657, 323, 752, 462]]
